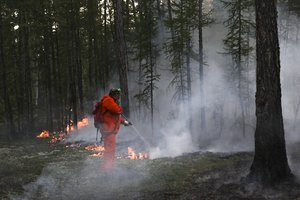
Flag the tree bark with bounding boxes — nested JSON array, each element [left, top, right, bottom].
[[249, 0, 292, 184], [113, 0, 130, 117], [198, 0, 206, 130], [87, 0, 95, 89], [0, 9, 15, 138], [186, 31, 192, 132], [237, 0, 246, 137], [19, 7, 33, 134]]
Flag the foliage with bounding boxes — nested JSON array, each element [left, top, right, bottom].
[[133, 0, 160, 110]]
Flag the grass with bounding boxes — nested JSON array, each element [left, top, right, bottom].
[[0, 139, 254, 199]]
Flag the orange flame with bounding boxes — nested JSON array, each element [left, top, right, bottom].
[[36, 130, 50, 138], [85, 144, 105, 157], [66, 118, 89, 133], [49, 133, 65, 144], [90, 152, 104, 157], [127, 147, 149, 160], [37, 118, 89, 144], [78, 118, 89, 129], [85, 144, 105, 152]]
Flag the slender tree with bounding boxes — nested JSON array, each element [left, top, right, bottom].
[[133, 0, 160, 136], [198, 0, 205, 130], [113, 0, 130, 117], [222, 0, 254, 137], [0, 5, 15, 138]]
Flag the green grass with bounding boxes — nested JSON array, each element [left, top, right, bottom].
[[0, 139, 253, 199]]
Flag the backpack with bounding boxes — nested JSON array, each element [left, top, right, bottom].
[[92, 100, 107, 129]]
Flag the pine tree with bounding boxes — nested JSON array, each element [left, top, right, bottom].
[[222, 0, 254, 137], [113, 0, 131, 117], [133, 0, 160, 136]]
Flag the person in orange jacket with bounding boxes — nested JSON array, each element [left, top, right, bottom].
[[93, 88, 131, 172]]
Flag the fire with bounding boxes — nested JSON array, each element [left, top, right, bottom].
[[83, 145, 149, 160], [127, 147, 149, 160], [49, 133, 65, 144], [36, 118, 150, 160], [36, 117, 89, 144], [84, 144, 105, 157], [66, 118, 89, 133], [78, 118, 89, 129], [36, 130, 50, 138], [90, 152, 104, 157], [85, 144, 105, 152]]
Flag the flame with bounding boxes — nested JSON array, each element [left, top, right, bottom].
[[78, 118, 89, 129], [85, 144, 105, 152], [84, 145, 149, 160], [49, 133, 65, 144], [36, 130, 50, 138], [66, 118, 89, 133], [36, 118, 150, 160], [90, 152, 104, 157], [37, 118, 89, 144], [127, 147, 149, 160], [85, 144, 105, 157]]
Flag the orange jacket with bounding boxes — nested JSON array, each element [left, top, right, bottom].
[[96, 95, 124, 134]]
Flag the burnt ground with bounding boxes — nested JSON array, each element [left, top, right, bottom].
[[0, 138, 300, 200]]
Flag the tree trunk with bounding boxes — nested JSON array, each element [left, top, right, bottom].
[[0, 9, 15, 138], [186, 34, 192, 132], [249, 0, 292, 184], [113, 0, 130, 117], [198, 0, 206, 130], [74, 1, 84, 117], [237, 0, 246, 137], [44, 27, 54, 132], [149, 5, 155, 138], [19, 8, 33, 134], [167, 0, 175, 41], [87, 0, 95, 89], [103, 0, 109, 90]]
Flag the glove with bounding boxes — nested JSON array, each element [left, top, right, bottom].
[[123, 120, 132, 126]]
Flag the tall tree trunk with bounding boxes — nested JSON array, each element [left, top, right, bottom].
[[198, 0, 206, 130], [103, 0, 109, 90], [113, 0, 130, 117], [249, 0, 292, 184], [74, 1, 84, 116], [67, 0, 78, 130], [44, 27, 54, 132], [19, 8, 33, 134], [237, 0, 246, 137], [87, 0, 95, 89], [149, 4, 155, 137], [167, 0, 175, 41], [54, 29, 65, 130], [186, 35, 192, 132], [0, 9, 15, 138]]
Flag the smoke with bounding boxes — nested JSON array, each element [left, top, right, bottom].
[[149, 103, 198, 158], [12, 154, 150, 200], [61, 0, 300, 160]]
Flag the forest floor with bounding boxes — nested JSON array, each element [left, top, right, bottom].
[[1, 137, 300, 200]]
